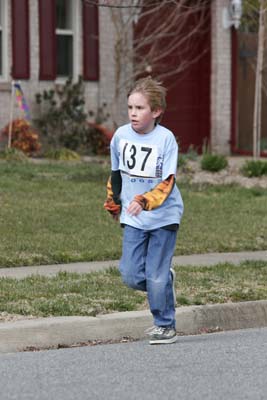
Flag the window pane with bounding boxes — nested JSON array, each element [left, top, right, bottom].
[[0, 31, 2, 75], [57, 35, 73, 77], [56, 0, 72, 29]]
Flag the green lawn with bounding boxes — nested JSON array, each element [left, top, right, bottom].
[[0, 160, 266, 267], [0, 261, 267, 317]]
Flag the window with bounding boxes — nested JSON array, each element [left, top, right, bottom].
[[56, 0, 74, 78], [39, 0, 98, 81]]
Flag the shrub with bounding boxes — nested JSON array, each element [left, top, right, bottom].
[[201, 153, 228, 172], [34, 76, 88, 151], [87, 122, 113, 155], [34, 76, 112, 155], [186, 145, 198, 161], [241, 160, 267, 177], [86, 103, 113, 155], [178, 154, 187, 170], [0, 147, 28, 162], [45, 148, 81, 161], [0, 119, 41, 155]]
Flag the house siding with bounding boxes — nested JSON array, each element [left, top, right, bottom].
[[0, 0, 235, 155], [0, 0, 115, 133]]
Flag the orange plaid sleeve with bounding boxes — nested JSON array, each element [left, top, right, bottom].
[[133, 175, 175, 211]]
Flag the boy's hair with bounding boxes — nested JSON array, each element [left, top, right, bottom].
[[127, 76, 167, 124]]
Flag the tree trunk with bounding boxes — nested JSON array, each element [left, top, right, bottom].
[[253, 0, 267, 159]]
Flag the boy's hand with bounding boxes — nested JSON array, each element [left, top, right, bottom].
[[127, 200, 143, 216], [103, 200, 121, 221]]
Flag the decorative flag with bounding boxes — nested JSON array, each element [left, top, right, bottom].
[[14, 82, 31, 122]]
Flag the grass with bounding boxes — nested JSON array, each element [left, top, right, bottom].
[[0, 261, 267, 317], [0, 160, 267, 267]]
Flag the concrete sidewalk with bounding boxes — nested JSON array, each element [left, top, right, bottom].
[[0, 250, 266, 353], [0, 250, 266, 279]]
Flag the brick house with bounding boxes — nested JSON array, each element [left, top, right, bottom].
[[0, 0, 240, 155]]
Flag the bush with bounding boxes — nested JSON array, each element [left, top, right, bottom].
[[185, 145, 198, 161], [45, 148, 81, 161], [0, 119, 41, 155], [34, 76, 88, 151], [87, 122, 113, 155], [178, 154, 187, 170], [0, 147, 28, 162], [241, 160, 267, 177], [34, 76, 112, 155], [201, 153, 228, 172]]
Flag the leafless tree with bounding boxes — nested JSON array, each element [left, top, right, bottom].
[[242, 0, 267, 157], [252, 0, 267, 158], [85, 0, 210, 126]]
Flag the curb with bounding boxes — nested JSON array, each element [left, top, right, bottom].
[[1, 300, 267, 353]]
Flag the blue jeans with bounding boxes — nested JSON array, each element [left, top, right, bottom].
[[119, 225, 177, 328]]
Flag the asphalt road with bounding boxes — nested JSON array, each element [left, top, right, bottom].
[[1, 327, 267, 400]]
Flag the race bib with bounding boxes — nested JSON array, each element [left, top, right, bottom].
[[119, 139, 159, 177]]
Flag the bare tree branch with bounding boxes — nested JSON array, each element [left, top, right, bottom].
[[83, 0, 178, 8], [93, 0, 211, 126]]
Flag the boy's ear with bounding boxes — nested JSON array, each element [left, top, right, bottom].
[[152, 108, 162, 119]]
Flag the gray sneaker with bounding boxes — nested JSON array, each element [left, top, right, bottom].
[[170, 267, 176, 305], [149, 326, 177, 345], [144, 325, 157, 336]]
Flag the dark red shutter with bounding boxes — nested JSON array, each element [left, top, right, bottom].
[[39, 0, 56, 80], [11, 0, 30, 79], [83, 2, 99, 81]]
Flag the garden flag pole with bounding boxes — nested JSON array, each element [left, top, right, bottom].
[[14, 82, 31, 121], [8, 81, 31, 148]]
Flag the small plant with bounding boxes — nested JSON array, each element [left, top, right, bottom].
[[186, 145, 198, 161], [0, 119, 41, 155], [201, 153, 228, 172], [0, 147, 28, 162], [241, 160, 267, 177], [178, 154, 187, 170], [44, 148, 81, 161]]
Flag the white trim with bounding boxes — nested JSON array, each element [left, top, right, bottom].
[[72, 0, 80, 81], [0, 0, 8, 81], [55, 29, 73, 36]]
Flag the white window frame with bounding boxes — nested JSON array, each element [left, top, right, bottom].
[[55, 0, 79, 83], [0, 0, 8, 81]]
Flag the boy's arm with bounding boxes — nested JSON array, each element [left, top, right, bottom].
[[133, 174, 175, 211], [103, 170, 122, 216]]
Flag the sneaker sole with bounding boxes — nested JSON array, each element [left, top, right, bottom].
[[149, 335, 178, 345]]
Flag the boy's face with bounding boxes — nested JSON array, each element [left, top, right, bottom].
[[128, 92, 162, 134]]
